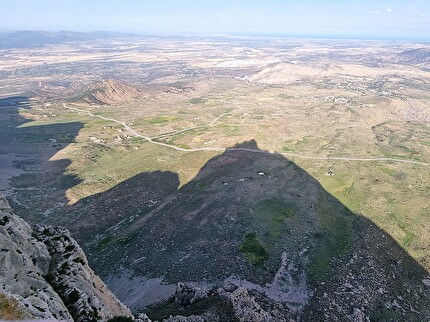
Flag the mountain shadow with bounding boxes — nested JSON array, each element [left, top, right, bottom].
[[0, 96, 83, 223], [63, 139, 430, 321], [1, 98, 428, 320]]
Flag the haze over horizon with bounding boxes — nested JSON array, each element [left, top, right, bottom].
[[1, 0, 430, 40]]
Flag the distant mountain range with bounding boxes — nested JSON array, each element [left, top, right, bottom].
[[397, 48, 430, 64], [0, 30, 135, 49]]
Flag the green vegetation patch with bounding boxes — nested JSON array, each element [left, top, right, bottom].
[[95, 233, 138, 251], [116, 233, 138, 246], [396, 145, 419, 155], [253, 199, 297, 239], [175, 143, 191, 149], [307, 196, 352, 282], [419, 140, 430, 146], [239, 232, 269, 266], [373, 121, 428, 162], [146, 116, 180, 125], [14, 122, 77, 144], [194, 182, 206, 190], [188, 97, 207, 104], [95, 236, 114, 251], [379, 166, 399, 177], [220, 124, 241, 136], [282, 146, 294, 152], [388, 212, 417, 248], [254, 199, 296, 219], [130, 137, 145, 144]]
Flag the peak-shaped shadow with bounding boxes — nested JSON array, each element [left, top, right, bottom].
[[66, 139, 429, 320], [0, 97, 427, 320], [0, 96, 83, 221]]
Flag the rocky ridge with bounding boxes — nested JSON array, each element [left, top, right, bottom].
[[0, 195, 132, 321], [77, 79, 141, 105], [0, 194, 287, 321]]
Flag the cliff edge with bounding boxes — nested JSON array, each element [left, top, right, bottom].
[[0, 195, 132, 321]]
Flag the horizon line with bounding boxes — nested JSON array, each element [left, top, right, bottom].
[[1, 29, 430, 43]]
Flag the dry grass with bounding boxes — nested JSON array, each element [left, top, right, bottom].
[[2, 36, 429, 270], [0, 294, 27, 320]]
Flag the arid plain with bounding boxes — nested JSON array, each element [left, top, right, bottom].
[[1, 35, 429, 319]]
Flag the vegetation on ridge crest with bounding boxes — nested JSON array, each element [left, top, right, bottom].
[[240, 232, 269, 266]]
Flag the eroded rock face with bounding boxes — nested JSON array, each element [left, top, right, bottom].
[[166, 282, 293, 322], [219, 286, 278, 322], [0, 195, 132, 321], [33, 224, 132, 322], [0, 198, 72, 320], [79, 79, 141, 105], [174, 282, 207, 306]]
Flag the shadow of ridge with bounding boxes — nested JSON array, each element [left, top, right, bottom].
[[66, 170, 180, 231], [0, 96, 83, 223], [66, 139, 429, 319]]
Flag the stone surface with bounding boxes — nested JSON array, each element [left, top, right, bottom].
[[0, 197, 72, 320], [220, 286, 275, 322], [174, 282, 207, 306], [0, 195, 132, 321], [33, 224, 132, 322]]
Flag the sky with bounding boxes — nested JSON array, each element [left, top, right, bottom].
[[0, 0, 429, 40]]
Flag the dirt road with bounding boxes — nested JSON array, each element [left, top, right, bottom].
[[62, 103, 429, 167]]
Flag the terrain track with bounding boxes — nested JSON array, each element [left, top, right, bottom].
[[63, 103, 430, 166]]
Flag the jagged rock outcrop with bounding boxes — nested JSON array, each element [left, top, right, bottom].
[[33, 224, 132, 322], [174, 282, 207, 306], [77, 79, 141, 105], [1, 195, 287, 322], [0, 197, 72, 320], [153, 282, 292, 322], [218, 286, 292, 322], [0, 195, 132, 321], [220, 287, 272, 321]]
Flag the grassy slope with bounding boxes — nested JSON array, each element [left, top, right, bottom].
[[7, 76, 429, 273]]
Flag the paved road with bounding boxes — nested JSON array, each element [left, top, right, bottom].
[[63, 103, 430, 166]]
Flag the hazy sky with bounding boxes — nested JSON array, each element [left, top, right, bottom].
[[1, 0, 429, 39]]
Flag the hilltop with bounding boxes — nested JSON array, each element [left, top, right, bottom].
[[0, 196, 299, 321], [73, 80, 141, 105], [1, 36, 430, 321], [62, 141, 430, 321]]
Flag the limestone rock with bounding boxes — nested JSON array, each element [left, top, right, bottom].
[[220, 286, 273, 322], [135, 312, 153, 322], [350, 308, 370, 322], [174, 282, 207, 306], [33, 224, 132, 321], [0, 194, 132, 321], [0, 197, 72, 320]]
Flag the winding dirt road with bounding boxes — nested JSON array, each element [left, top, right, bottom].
[[62, 103, 429, 166]]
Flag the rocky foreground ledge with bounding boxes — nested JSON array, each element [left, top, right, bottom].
[[0, 195, 132, 321], [0, 195, 286, 322]]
